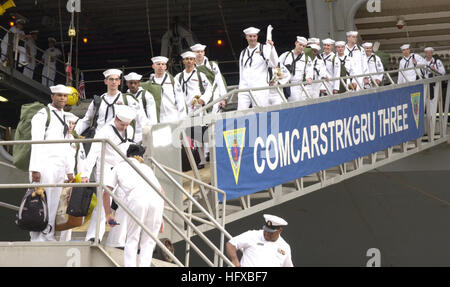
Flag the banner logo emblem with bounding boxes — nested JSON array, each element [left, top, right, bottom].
[[411, 92, 421, 129], [223, 128, 246, 184]]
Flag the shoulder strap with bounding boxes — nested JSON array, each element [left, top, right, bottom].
[[197, 70, 206, 95], [260, 43, 266, 61], [44, 106, 51, 130], [90, 95, 102, 129]]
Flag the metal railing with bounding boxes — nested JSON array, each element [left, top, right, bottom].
[[161, 67, 450, 236], [194, 65, 438, 116], [0, 137, 234, 267]]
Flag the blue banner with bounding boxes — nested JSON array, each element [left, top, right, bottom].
[[215, 84, 425, 201]]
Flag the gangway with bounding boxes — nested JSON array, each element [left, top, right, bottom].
[[0, 66, 448, 266], [147, 66, 450, 243]]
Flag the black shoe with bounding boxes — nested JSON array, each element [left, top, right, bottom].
[[206, 153, 210, 162], [197, 164, 205, 170], [88, 238, 100, 244]]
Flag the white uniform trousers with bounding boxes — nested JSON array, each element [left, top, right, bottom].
[[84, 164, 120, 242], [237, 89, 270, 110], [23, 58, 36, 79], [288, 82, 309, 102], [29, 162, 66, 242], [42, 64, 56, 87], [105, 197, 128, 248], [307, 83, 321, 99], [124, 192, 164, 267]]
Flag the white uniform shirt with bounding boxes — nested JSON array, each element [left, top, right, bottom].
[[81, 120, 135, 178], [106, 158, 163, 203], [362, 53, 384, 83], [149, 72, 187, 123], [42, 47, 62, 68], [228, 230, 293, 267], [320, 52, 341, 92], [195, 57, 227, 113], [128, 87, 157, 124], [398, 53, 426, 84], [279, 50, 313, 83], [239, 43, 279, 89], [29, 104, 74, 174], [75, 92, 140, 135], [424, 57, 446, 78], [174, 69, 213, 115], [1, 26, 25, 55], [344, 44, 366, 75], [25, 38, 37, 59]]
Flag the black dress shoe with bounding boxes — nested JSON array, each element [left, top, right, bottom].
[[197, 164, 205, 169], [206, 153, 210, 162]]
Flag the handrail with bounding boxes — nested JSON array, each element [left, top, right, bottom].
[[0, 25, 68, 81], [193, 65, 437, 116], [0, 137, 233, 267]]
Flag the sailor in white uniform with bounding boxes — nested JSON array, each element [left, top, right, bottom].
[[29, 84, 75, 242], [175, 51, 213, 167], [345, 31, 367, 88], [320, 38, 340, 96], [361, 42, 384, 88], [226, 214, 293, 267], [41, 37, 62, 87], [75, 69, 141, 137], [80, 105, 137, 243], [124, 72, 156, 143], [104, 144, 164, 267], [1, 19, 26, 63], [149, 56, 187, 123], [397, 44, 426, 84], [423, 47, 446, 78], [174, 51, 213, 115], [23, 30, 39, 79], [238, 27, 278, 110], [335, 41, 358, 92], [279, 36, 313, 102], [191, 43, 227, 113], [307, 44, 327, 99]]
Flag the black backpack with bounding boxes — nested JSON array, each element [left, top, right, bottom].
[[67, 186, 95, 217], [16, 188, 51, 232]]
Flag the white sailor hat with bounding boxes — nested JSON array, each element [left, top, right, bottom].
[[64, 112, 79, 124], [307, 38, 319, 44], [16, 19, 25, 24], [151, 56, 169, 64], [346, 31, 358, 36], [263, 214, 288, 233], [310, 44, 321, 51], [362, 42, 373, 48], [181, 51, 196, 59], [48, 37, 56, 43], [115, 105, 136, 124], [103, 68, 122, 78], [50, 84, 71, 95], [243, 27, 260, 35], [424, 47, 434, 52], [322, 38, 335, 45], [400, 44, 410, 50], [190, 43, 207, 52], [335, 41, 346, 47], [296, 36, 307, 45], [124, 72, 142, 81]]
